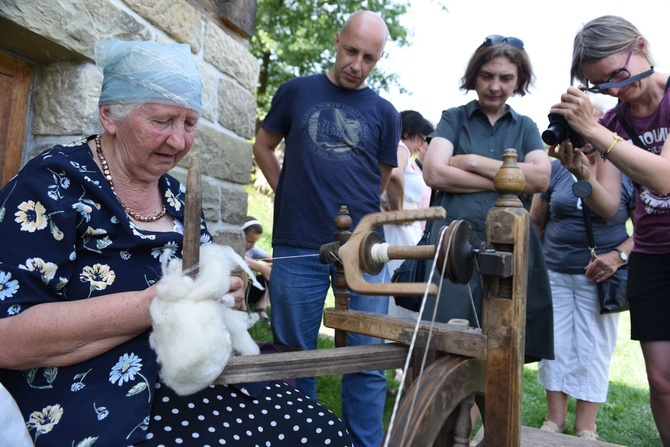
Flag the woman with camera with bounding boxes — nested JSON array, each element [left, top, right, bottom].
[[422, 35, 554, 363], [549, 15, 670, 446], [531, 104, 635, 440]]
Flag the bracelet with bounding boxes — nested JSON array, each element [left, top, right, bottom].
[[602, 133, 622, 160]]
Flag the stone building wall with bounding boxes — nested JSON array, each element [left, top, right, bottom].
[[0, 0, 260, 251]]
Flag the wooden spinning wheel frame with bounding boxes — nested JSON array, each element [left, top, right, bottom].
[[182, 150, 529, 447]]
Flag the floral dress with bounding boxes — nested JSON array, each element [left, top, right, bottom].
[[0, 137, 207, 444], [0, 137, 352, 447]]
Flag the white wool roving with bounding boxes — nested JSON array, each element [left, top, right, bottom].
[[149, 244, 262, 396]]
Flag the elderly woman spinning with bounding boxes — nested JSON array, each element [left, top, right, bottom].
[[0, 40, 351, 446]]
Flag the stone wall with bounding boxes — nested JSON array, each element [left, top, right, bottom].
[[0, 0, 259, 251]]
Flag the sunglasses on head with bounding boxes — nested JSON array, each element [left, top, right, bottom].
[[483, 35, 524, 50]]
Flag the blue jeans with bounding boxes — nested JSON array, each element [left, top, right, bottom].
[[270, 244, 389, 447]]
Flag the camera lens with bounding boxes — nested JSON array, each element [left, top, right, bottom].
[[542, 124, 567, 146], [542, 114, 569, 145]]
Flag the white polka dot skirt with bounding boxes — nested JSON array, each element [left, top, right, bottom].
[[131, 381, 353, 446]]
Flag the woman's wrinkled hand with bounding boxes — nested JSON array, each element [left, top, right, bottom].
[[584, 251, 620, 283], [547, 141, 590, 180], [229, 276, 245, 309]]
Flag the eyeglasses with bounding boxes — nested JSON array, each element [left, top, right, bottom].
[[582, 50, 655, 94], [418, 135, 427, 144], [483, 35, 524, 50]]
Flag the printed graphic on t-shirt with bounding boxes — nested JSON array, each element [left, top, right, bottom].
[[301, 102, 369, 160], [638, 127, 669, 155], [630, 126, 670, 214], [640, 186, 670, 214]]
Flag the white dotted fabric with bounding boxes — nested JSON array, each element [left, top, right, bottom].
[[130, 381, 352, 446]]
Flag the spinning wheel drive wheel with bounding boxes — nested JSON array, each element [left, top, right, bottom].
[[387, 355, 486, 447], [436, 220, 475, 285]]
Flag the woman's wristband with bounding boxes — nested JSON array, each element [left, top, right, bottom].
[[602, 133, 622, 160]]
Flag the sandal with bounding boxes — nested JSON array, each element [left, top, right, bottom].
[[540, 420, 565, 433], [255, 307, 270, 322], [575, 429, 598, 440]]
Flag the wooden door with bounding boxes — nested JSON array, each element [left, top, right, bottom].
[[0, 52, 33, 188]]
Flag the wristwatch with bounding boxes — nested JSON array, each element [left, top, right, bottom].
[[614, 248, 628, 265]]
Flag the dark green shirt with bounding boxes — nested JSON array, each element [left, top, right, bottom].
[[425, 100, 554, 362]]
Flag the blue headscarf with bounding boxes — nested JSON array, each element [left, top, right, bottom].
[[84, 40, 201, 135], [96, 40, 201, 113]]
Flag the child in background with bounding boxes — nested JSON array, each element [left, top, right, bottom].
[[242, 216, 272, 321]]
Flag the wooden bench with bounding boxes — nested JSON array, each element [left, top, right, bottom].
[[472, 426, 627, 447]]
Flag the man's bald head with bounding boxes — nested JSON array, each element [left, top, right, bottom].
[[328, 10, 388, 89]]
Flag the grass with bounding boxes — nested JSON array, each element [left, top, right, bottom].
[[245, 185, 658, 446]]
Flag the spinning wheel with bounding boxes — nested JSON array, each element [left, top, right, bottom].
[[323, 148, 527, 447], [388, 355, 486, 447], [198, 149, 529, 447]]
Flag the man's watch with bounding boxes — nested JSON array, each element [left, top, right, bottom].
[[614, 248, 628, 264]]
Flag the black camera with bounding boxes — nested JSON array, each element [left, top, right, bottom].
[[541, 113, 585, 148]]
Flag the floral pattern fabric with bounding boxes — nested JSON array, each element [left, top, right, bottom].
[[0, 137, 209, 446]]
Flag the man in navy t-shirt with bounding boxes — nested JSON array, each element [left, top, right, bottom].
[[253, 10, 400, 447]]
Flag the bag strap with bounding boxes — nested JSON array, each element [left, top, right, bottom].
[[614, 75, 670, 149], [580, 202, 598, 261], [615, 103, 645, 149], [574, 178, 598, 259]]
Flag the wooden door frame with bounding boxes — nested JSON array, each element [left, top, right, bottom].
[[0, 51, 34, 188]]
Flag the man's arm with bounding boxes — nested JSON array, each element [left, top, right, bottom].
[[379, 162, 394, 195], [252, 128, 285, 192]]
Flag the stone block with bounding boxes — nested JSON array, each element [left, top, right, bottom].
[[210, 228, 245, 256], [0, 0, 150, 60], [123, 0, 203, 52], [201, 177, 222, 222], [218, 181, 247, 224], [204, 22, 260, 92], [218, 0, 257, 38], [197, 61, 217, 123], [218, 77, 256, 139], [32, 62, 102, 135], [171, 166, 247, 228], [185, 123, 252, 185]]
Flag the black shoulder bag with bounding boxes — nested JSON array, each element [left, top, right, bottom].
[[580, 198, 629, 314], [391, 107, 465, 311]]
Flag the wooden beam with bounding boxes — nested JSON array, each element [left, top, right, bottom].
[[218, 0, 257, 37], [215, 343, 408, 385], [323, 309, 487, 358]]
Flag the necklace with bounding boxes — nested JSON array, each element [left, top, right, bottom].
[[95, 136, 167, 222]]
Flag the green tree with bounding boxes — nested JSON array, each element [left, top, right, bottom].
[[251, 0, 411, 125]]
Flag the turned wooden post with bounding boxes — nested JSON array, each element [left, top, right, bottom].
[[482, 148, 528, 447], [331, 206, 353, 347], [183, 157, 202, 278]]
